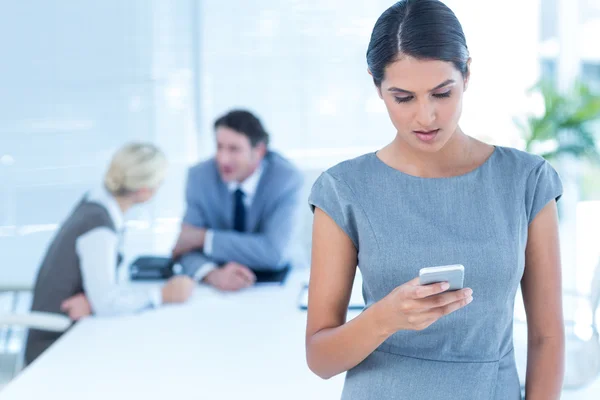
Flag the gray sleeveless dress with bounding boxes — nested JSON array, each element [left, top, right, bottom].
[[308, 146, 563, 400]]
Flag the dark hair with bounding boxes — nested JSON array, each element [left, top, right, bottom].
[[367, 0, 469, 87], [214, 110, 270, 147]]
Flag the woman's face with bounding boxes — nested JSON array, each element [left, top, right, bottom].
[[375, 56, 470, 153]]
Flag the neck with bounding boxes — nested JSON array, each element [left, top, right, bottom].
[[391, 127, 473, 176], [114, 196, 135, 214], [239, 161, 261, 183]]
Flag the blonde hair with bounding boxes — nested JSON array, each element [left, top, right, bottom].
[[104, 143, 167, 196]]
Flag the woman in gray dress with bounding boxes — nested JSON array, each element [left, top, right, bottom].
[[305, 1, 564, 399]]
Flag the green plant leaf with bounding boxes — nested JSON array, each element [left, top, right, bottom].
[[516, 79, 600, 165]]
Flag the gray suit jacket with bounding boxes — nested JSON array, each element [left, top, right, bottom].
[[180, 151, 304, 276]]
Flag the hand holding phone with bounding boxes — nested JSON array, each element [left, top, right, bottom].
[[376, 273, 473, 334]]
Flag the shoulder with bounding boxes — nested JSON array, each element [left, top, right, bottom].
[[308, 153, 375, 205], [188, 158, 218, 181], [492, 146, 546, 174], [321, 153, 375, 187], [64, 201, 116, 236], [79, 202, 114, 228]]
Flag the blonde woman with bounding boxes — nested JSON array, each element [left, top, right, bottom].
[[25, 143, 195, 365]]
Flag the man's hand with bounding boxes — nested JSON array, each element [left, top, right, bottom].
[[204, 262, 256, 292], [61, 293, 92, 321], [161, 276, 196, 304], [172, 224, 206, 258]]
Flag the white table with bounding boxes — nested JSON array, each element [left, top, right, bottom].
[[4, 269, 599, 399], [1, 271, 359, 400]]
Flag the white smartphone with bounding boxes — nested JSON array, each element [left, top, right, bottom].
[[419, 264, 465, 291]]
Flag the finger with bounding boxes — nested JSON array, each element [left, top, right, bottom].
[[424, 295, 474, 321], [225, 265, 249, 283], [411, 281, 451, 299], [219, 274, 240, 291], [183, 278, 196, 291], [69, 309, 82, 320], [223, 281, 242, 292], [234, 267, 256, 283], [405, 277, 422, 287], [74, 311, 88, 321], [228, 272, 252, 290], [61, 297, 77, 311], [231, 274, 250, 288], [239, 277, 254, 288], [419, 288, 473, 310], [60, 301, 71, 311]]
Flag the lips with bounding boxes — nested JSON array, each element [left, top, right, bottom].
[[413, 129, 440, 142], [414, 129, 439, 135]]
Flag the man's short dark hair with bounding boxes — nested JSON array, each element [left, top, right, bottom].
[[214, 110, 270, 147]]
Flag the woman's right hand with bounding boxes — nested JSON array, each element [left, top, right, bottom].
[[161, 275, 196, 304], [375, 277, 473, 334]]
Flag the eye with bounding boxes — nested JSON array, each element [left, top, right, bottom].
[[394, 96, 413, 104], [433, 91, 451, 99]]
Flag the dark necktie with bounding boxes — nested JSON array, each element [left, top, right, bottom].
[[233, 188, 246, 232]]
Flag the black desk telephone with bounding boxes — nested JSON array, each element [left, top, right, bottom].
[[129, 256, 175, 280]]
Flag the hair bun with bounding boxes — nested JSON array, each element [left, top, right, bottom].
[[104, 163, 126, 194], [103, 142, 167, 196]]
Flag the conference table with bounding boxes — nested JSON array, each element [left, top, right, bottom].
[[1, 270, 360, 400], [2, 262, 541, 400]]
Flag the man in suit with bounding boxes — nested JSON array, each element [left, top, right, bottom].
[[172, 110, 304, 291]]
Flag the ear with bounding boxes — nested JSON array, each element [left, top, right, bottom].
[[254, 142, 267, 159], [463, 58, 472, 91], [133, 187, 152, 203], [368, 68, 384, 99]]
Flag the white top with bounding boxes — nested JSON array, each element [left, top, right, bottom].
[[193, 163, 264, 280], [77, 187, 162, 316]]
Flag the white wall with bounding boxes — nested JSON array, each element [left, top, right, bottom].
[[0, 1, 199, 287], [198, 0, 542, 164], [0, 0, 547, 287]]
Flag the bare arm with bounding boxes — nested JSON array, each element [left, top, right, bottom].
[[305, 208, 387, 379], [522, 200, 564, 399], [305, 208, 472, 379]]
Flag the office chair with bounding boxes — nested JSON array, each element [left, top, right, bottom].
[[0, 289, 71, 389]]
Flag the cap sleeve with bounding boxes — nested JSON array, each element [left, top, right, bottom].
[[525, 160, 563, 224], [308, 171, 359, 249]]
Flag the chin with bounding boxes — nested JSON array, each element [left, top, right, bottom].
[[219, 172, 235, 182], [409, 139, 445, 153], [409, 132, 453, 153]]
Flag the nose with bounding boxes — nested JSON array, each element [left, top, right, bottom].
[[216, 149, 231, 167], [415, 99, 436, 128]]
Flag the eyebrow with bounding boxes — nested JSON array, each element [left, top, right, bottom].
[[387, 79, 456, 94]]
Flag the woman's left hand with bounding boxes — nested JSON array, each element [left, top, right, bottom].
[[61, 293, 92, 321]]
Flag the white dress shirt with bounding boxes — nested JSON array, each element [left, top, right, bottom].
[[76, 187, 162, 316], [193, 163, 264, 281]]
